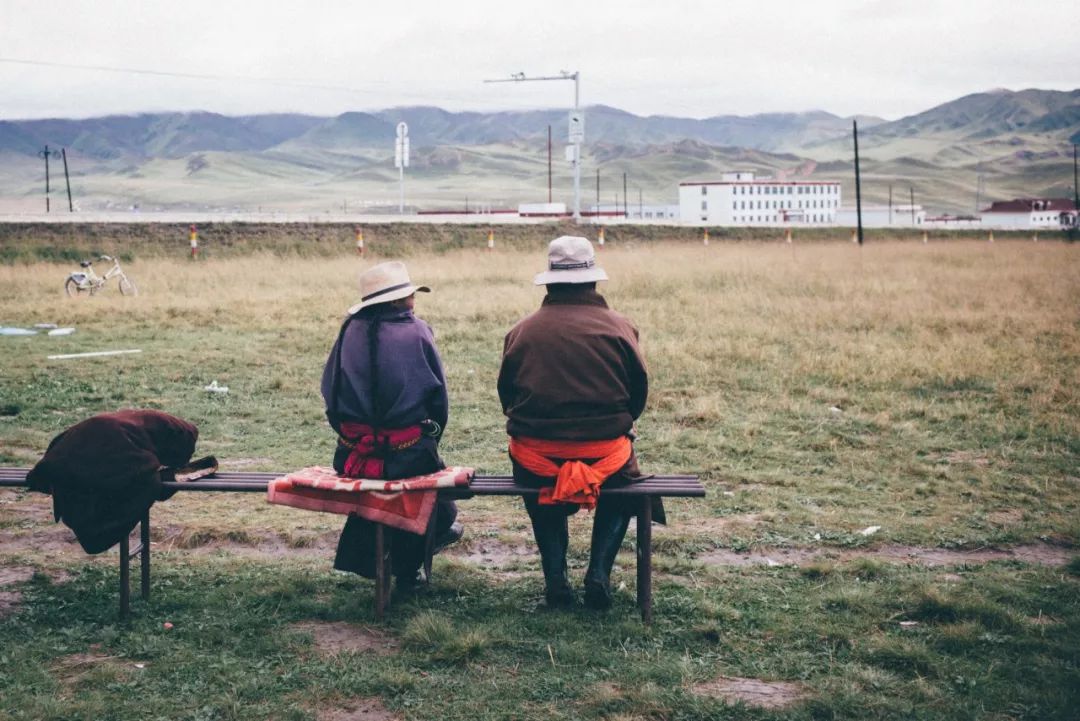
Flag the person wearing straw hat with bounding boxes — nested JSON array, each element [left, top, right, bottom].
[[497, 236, 659, 610], [321, 261, 462, 590]]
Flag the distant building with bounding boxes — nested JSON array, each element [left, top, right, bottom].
[[924, 214, 982, 229], [679, 172, 841, 226], [835, 204, 926, 228], [588, 203, 679, 221], [979, 198, 1077, 229]]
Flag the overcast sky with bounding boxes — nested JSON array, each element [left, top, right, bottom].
[[2, 0, 1077, 121]]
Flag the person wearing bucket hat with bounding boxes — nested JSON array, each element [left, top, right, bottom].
[[321, 261, 462, 589], [497, 236, 661, 610]]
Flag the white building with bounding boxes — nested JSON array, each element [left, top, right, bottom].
[[679, 171, 841, 226], [835, 204, 926, 227], [979, 199, 1077, 229]]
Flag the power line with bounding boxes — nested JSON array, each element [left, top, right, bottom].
[[0, 56, 397, 93]]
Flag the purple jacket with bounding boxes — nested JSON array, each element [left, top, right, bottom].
[[321, 305, 448, 432]]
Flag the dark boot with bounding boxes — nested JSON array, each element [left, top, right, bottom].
[[583, 500, 632, 610], [527, 502, 575, 608]]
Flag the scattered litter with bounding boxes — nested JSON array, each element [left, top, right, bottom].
[[899, 621, 920, 630], [764, 558, 781, 567], [0, 327, 37, 336], [48, 349, 142, 360], [48, 328, 76, 336], [33, 323, 58, 329], [859, 526, 881, 536], [134, 663, 146, 669], [813, 533, 821, 541], [204, 380, 229, 394], [829, 406, 843, 414], [163, 622, 173, 630], [722, 491, 735, 497]]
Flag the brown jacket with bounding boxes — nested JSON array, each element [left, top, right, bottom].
[[498, 288, 648, 441]]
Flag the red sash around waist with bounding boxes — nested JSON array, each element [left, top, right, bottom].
[[508, 436, 632, 510], [339, 422, 422, 479]]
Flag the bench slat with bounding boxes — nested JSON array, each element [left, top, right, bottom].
[[2, 467, 705, 497]]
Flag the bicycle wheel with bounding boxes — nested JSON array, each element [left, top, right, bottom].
[[119, 276, 138, 296], [64, 278, 87, 297]]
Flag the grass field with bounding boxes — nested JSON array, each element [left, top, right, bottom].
[[1, 236, 1078, 720]]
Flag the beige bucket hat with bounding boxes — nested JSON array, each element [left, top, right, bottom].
[[533, 235, 609, 285], [348, 261, 430, 315]]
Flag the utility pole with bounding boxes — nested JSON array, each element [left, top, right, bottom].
[[484, 70, 582, 220], [596, 168, 600, 218], [37, 145, 60, 212], [623, 172, 628, 218], [888, 184, 893, 225], [638, 187, 643, 218], [547, 125, 552, 203], [853, 121, 864, 245], [910, 187, 915, 226], [61, 148, 73, 212], [1070, 144, 1078, 241]]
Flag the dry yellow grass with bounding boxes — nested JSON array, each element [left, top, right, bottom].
[[1, 240, 1077, 550]]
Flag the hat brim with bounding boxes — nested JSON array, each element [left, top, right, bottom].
[[347, 285, 430, 315], [533, 267, 608, 286]]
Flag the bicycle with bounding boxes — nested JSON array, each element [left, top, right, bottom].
[[64, 255, 138, 297]]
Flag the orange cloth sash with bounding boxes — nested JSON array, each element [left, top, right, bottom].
[[509, 436, 632, 510]]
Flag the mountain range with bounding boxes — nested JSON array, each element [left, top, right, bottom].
[[0, 88, 1076, 214]]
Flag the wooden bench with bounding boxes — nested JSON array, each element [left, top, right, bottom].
[[0, 467, 704, 623]]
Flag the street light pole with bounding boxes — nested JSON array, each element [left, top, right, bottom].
[[484, 70, 582, 221]]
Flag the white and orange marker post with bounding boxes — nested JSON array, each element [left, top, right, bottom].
[[703, 228, 709, 246], [355, 227, 364, 256], [597, 226, 605, 249], [1033, 232, 1039, 243], [189, 224, 198, 259], [487, 229, 495, 252], [922, 231, 929, 244], [988, 230, 995, 243], [785, 227, 792, 244], [851, 229, 858, 244]]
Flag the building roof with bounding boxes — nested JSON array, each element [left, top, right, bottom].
[[981, 198, 1077, 213]]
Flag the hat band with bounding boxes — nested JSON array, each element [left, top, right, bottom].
[[550, 259, 594, 270], [361, 281, 412, 302]]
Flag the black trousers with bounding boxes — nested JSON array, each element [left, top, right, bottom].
[[331, 439, 458, 580]]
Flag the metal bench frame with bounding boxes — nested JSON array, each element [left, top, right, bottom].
[[1, 468, 704, 623]]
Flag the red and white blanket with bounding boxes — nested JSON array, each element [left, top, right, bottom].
[[266, 466, 473, 534]]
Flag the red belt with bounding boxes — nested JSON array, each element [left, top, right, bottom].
[[338, 422, 422, 479]]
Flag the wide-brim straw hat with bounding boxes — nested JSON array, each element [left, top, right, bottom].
[[348, 261, 430, 315], [532, 235, 609, 285]]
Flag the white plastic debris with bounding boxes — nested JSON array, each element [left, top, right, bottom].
[[859, 526, 881, 536], [48, 328, 76, 336], [829, 406, 843, 414], [0, 327, 37, 336], [899, 621, 920, 630], [48, 349, 142, 360], [204, 380, 229, 394], [33, 323, 58, 329], [813, 533, 822, 541], [722, 491, 735, 497]]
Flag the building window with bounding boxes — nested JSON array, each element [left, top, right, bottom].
[[701, 186, 707, 196], [702, 201, 708, 210]]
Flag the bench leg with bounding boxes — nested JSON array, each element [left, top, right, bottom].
[[140, 510, 151, 601], [374, 523, 392, 620], [423, 507, 436, 587], [636, 496, 653, 624], [119, 534, 130, 620]]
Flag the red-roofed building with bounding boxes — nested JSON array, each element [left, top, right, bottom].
[[979, 198, 1077, 229]]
